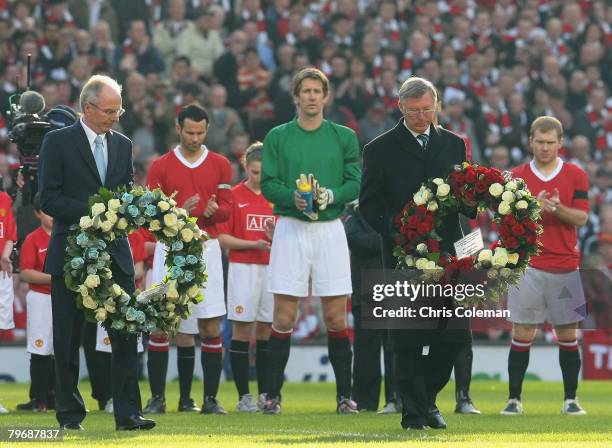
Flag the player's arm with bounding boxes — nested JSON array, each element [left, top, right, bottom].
[[330, 131, 361, 205], [551, 202, 588, 227], [20, 269, 52, 285], [261, 131, 295, 207], [218, 233, 270, 251], [203, 158, 233, 223]]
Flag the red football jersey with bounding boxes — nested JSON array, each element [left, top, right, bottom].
[[0, 192, 16, 256], [512, 160, 589, 272], [146, 146, 233, 238], [217, 182, 275, 265], [19, 226, 51, 294]]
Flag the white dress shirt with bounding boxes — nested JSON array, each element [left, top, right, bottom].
[[80, 118, 108, 167]]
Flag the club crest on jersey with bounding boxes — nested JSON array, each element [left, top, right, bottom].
[[35, 339, 44, 348], [235, 305, 244, 314], [246, 214, 275, 231], [104, 337, 111, 346]]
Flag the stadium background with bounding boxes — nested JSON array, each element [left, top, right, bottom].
[[0, 0, 611, 383]]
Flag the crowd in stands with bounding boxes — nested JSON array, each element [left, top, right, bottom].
[[0, 0, 610, 341]]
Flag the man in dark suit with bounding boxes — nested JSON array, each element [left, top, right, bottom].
[[360, 77, 472, 430], [38, 75, 155, 431]]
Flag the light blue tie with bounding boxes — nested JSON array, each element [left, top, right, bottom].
[[94, 135, 106, 183], [417, 133, 429, 149]]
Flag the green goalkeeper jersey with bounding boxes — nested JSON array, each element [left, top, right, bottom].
[[261, 118, 361, 222]]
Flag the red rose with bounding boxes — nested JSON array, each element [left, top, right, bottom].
[[504, 236, 519, 249], [527, 235, 537, 245], [511, 224, 525, 235], [453, 173, 466, 185], [427, 238, 440, 252], [465, 190, 475, 202], [503, 215, 516, 226], [406, 230, 417, 240], [417, 223, 430, 234], [524, 220, 538, 231], [498, 225, 511, 239], [407, 215, 419, 229], [475, 181, 488, 193], [465, 170, 477, 183], [415, 205, 427, 217], [424, 213, 434, 225]]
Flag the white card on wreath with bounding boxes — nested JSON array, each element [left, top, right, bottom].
[[454, 228, 484, 259]]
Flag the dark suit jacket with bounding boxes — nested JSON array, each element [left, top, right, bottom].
[[360, 120, 472, 347], [38, 121, 135, 278]]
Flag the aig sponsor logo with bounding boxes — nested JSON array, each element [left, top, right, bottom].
[[246, 214, 275, 231]]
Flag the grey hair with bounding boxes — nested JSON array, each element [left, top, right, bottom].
[[79, 75, 122, 112], [398, 77, 438, 102]]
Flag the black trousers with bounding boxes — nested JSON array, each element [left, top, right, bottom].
[[82, 321, 111, 406], [352, 306, 395, 410], [52, 265, 141, 425], [394, 342, 463, 426]]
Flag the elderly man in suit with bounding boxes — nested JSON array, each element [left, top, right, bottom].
[[360, 77, 473, 430], [38, 75, 155, 431]]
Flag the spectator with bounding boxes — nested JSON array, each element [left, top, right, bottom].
[[153, 0, 194, 77], [68, 0, 119, 42], [358, 101, 394, 146], [206, 84, 245, 155], [115, 19, 165, 77]]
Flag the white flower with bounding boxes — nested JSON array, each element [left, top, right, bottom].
[[500, 267, 512, 278], [82, 295, 97, 309], [487, 269, 498, 279], [404, 255, 415, 267], [498, 201, 511, 215], [492, 251, 508, 267], [149, 220, 161, 231], [158, 201, 170, 212], [166, 282, 179, 302], [501, 191, 515, 202], [111, 284, 122, 298], [415, 258, 429, 270], [108, 199, 121, 212], [489, 183, 503, 197], [163, 213, 178, 227], [478, 249, 492, 263], [516, 200, 528, 209], [425, 260, 437, 270], [166, 303, 176, 312], [78, 284, 89, 297], [505, 181, 517, 191], [181, 228, 194, 243], [85, 274, 100, 289], [436, 184, 450, 198], [427, 201, 438, 212], [116, 218, 128, 230], [91, 202, 106, 216], [176, 220, 186, 230], [416, 243, 428, 254], [507, 253, 519, 265], [187, 284, 200, 299], [494, 247, 508, 257], [100, 220, 113, 233], [413, 191, 426, 205], [432, 178, 444, 186], [95, 308, 107, 322], [102, 269, 112, 279], [105, 211, 118, 225], [163, 227, 178, 237], [80, 216, 93, 229], [104, 302, 116, 313]]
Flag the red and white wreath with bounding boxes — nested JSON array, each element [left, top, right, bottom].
[[393, 162, 543, 304]]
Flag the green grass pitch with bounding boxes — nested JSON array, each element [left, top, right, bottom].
[[0, 380, 611, 447]]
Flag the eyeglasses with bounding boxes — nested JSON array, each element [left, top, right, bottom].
[[403, 107, 436, 117], [88, 102, 125, 117]]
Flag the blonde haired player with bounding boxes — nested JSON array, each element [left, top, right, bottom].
[[218, 142, 276, 412]]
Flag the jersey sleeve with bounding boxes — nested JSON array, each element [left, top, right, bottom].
[[205, 156, 233, 224], [261, 128, 295, 207], [19, 233, 37, 271], [331, 127, 361, 205], [571, 166, 590, 213], [128, 231, 146, 263], [146, 159, 164, 190], [216, 189, 237, 235]]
